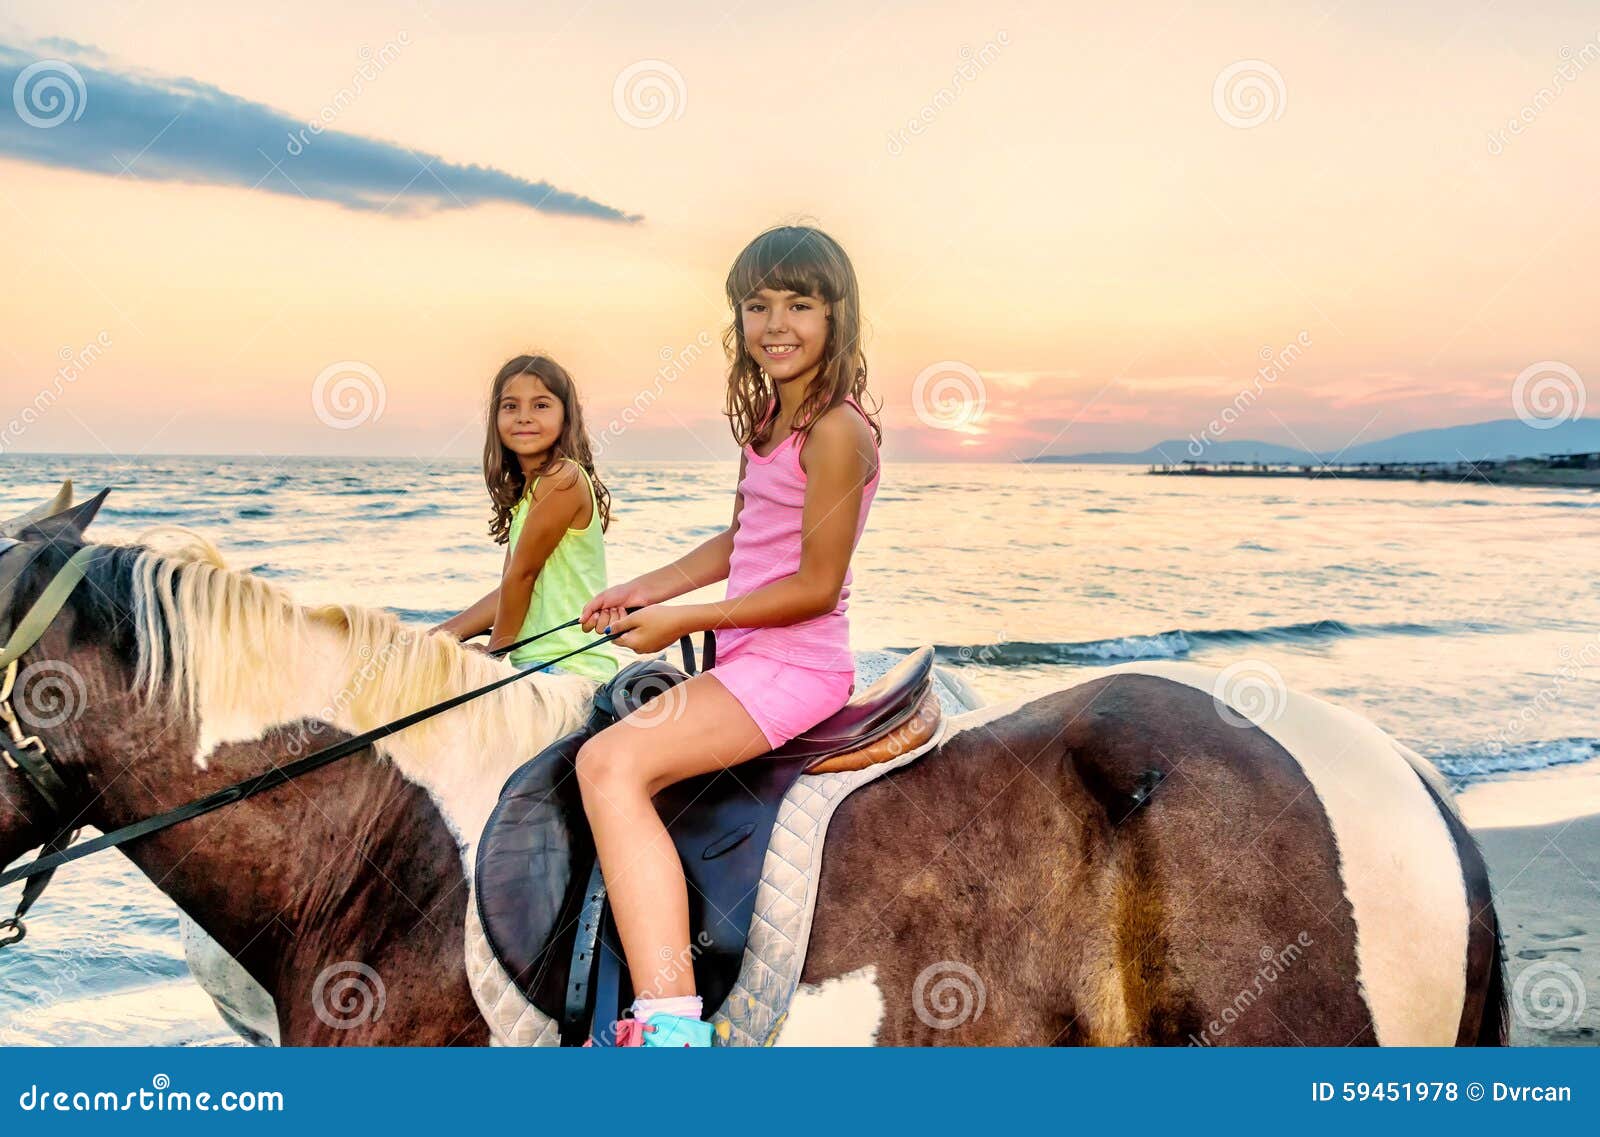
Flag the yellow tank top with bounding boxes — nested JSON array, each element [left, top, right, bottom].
[[505, 462, 618, 683]]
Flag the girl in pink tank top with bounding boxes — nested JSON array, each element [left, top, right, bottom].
[[575, 226, 882, 1045]]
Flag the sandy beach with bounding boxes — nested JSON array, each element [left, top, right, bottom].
[[1461, 768, 1600, 1046]]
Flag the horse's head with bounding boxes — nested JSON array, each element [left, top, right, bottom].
[[0, 482, 120, 869]]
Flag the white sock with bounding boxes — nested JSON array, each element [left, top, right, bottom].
[[631, 994, 703, 1023]]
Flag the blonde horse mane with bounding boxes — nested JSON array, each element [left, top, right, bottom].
[[126, 527, 595, 782]]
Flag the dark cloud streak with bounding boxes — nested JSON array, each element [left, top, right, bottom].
[[0, 43, 640, 221]]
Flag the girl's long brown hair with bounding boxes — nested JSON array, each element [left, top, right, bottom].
[[722, 225, 882, 449], [482, 354, 610, 545]]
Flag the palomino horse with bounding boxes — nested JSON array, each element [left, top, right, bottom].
[[0, 492, 1506, 1046]]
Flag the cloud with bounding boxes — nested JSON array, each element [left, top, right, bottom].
[[0, 43, 639, 220], [34, 37, 107, 63]]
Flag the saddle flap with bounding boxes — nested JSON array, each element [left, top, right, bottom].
[[474, 647, 941, 1043]]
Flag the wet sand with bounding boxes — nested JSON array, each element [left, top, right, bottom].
[[1463, 775, 1600, 1047]]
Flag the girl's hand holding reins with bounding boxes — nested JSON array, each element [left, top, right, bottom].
[[603, 605, 691, 654], [582, 580, 655, 634]]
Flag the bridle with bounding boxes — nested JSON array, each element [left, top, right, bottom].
[[0, 538, 95, 947], [0, 532, 686, 952]]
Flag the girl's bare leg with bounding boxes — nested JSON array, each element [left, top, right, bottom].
[[575, 672, 772, 999]]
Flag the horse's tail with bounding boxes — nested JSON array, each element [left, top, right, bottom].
[[1476, 907, 1510, 1046]]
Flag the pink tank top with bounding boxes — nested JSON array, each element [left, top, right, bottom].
[[716, 399, 880, 672]]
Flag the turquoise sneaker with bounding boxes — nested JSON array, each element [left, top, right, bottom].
[[611, 1012, 715, 1047]]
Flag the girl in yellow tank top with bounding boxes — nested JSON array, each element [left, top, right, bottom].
[[430, 354, 618, 683]]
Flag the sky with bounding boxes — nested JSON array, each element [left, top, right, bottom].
[[0, 1, 1595, 462]]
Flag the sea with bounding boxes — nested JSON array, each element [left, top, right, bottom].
[[1, 454, 1597, 1044]]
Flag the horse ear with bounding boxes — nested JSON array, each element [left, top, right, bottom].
[[0, 480, 73, 537], [27, 487, 111, 540]]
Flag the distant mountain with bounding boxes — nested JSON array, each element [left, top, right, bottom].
[[1034, 418, 1600, 465], [1338, 418, 1600, 463]]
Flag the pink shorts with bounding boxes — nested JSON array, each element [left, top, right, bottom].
[[708, 645, 855, 749]]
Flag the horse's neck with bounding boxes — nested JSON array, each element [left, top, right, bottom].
[[71, 620, 589, 1036], [95, 712, 468, 994], [179, 619, 594, 869]]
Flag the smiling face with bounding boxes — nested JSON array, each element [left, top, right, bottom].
[[741, 287, 832, 391], [495, 373, 565, 473]]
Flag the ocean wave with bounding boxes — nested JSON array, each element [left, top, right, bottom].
[[1430, 738, 1600, 785], [909, 618, 1510, 667], [387, 608, 455, 625], [372, 505, 444, 521]]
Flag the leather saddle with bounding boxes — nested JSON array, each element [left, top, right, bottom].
[[474, 644, 940, 1045]]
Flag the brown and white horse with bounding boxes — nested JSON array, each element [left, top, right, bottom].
[[0, 501, 1506, 1046]]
